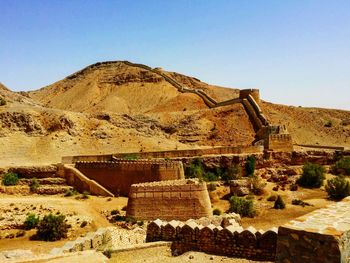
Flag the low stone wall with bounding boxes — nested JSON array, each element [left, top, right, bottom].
[[126, 179, 212, 221], [59, 165, 114, 197], [7, 165, 58, 178], [74, 160, 184, 196], [146, 219, 277, 261], [276, 197, 350, 263], [50, 227, 112, 255]]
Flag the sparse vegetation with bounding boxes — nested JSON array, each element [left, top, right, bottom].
[[111, 209, 120, 215], [248, 176, 266, 195], [245, 155, 256, 176], [274, 195, 286, 209], [221, 164, 241, 182], [125, 216, 137, 224], [24, 213, 40, 230], [123, 154, 139, 160], [229, 196, 255, 217], [64, 188, 78, 197], [332, 157, 350, 175], [137, 220, 144, 226], [81, 191, 90, 199], [2, 172, 19, 186], [30, 178, 40, 192], [297, 162, 326, 188], [35, 214, 68, 241], [325, 176, 350, 200], [0, 97, 6, 106], [324, 120, 333, 127], [213, 208, 222, 216]]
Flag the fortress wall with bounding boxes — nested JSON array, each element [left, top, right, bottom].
[[126, 180, 212, 221], [75, 161, 184, 196], [146, 219, 277, 261], [62, 154, 113, 164], [239, 89, 260, 103], [276, 197, 350, 263], [242, 99, 263, 130], [265, 134, 294, 152]]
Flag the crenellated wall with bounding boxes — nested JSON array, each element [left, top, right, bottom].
[[265, 134, 294, 152], [146, 219, 278, 261], [126, 179, 212, 221], [75, 160, 184, 196]]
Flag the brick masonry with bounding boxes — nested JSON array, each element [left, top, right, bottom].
[[126, 179, 212, 221]]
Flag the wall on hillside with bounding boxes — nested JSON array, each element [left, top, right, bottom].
[[146, 219, 277, 261], [265, 134, 294, 152], [75, 160, 184, 196], [126, 179, 212, 221]]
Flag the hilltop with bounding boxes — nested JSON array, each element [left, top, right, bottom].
[[0, 61, 350, 165]]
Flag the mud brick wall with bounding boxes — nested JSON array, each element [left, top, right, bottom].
[[276, 197, 350, 263], [146, 219, 277, 261], [265, 134, 294, 152], [126, 180, 212, 221], [75, 160, 184, 196]]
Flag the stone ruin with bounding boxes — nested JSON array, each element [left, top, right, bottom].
[[126, 179, 212, 221]]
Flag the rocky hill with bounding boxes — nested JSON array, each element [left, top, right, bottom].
[[1, 61, 350, 166]]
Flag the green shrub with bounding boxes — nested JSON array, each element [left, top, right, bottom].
[[30, 178, 40, 192], [213, 208, 222, 216], [248, 176, 266, 195], [245, 155, 256, 176], [24, 213, 40, 230], [111, 209, 120, 215], [229, 196, 255, 217], [267, 195, 277, 202], [204, 171, 219, 181], [332, 157, 350, 175], [185, 158, 205, 179], [125, 216, 137, 224], [35, 214, 68, 241], [221, 165, 241, 182], [81, 191, 90, 199], [0, 97, 6, 106], [137, 220, 144, 226], [324, 120, 333, 127], [297, 162, 326, 188], [274, 195, 286, 209], [123, 154, 139, 160], [64, 188, 78, 197], [325, 176, 350, 200], [2, 172, 19, 186]]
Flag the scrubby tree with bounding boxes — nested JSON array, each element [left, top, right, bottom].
[[2, 172, 19, 186], [332, 157, 350, 175], [24, 213, 40, 230], [35, 214, 68, 241], [297, 162, 326, 188], [325, 176, 350, 200], [229, 196, 255, 217], [245, 155, 256, 176]]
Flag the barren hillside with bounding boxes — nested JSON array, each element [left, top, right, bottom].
[[1, 61, 350, 166]]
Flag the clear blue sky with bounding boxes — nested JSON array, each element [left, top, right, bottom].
[[1, 0, 349, 110]]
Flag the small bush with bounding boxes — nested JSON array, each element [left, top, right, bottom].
[[248, 176, 266, 195], [185, 158, 205, 179], [2, 172, 19, 186], [325, 176, 350, 200], [324, 120, 333, 127], [274, 195, 286, 209], [35, 214, 68, 241], [64, 188, 78, 197], [123, 154, 139, 160], [221, 165, 241, 182], [111, 209, 120, 215], [267, 195, 277, 202], [229, 196, 255, 217], [332, 157, 350, 175], [30, 178, 40, 192], [24, 213, 40, 230], [125, 216, 137, 224], [245, 155, 256, 176], [207, 183, 216, 192], [137, 220, 144, 226], [297, 162, 326, 188], [80, 221, 88, 228], [81, 191, 90, 199], [213, 208, 222, 216], [0, 97, 6, 106]]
